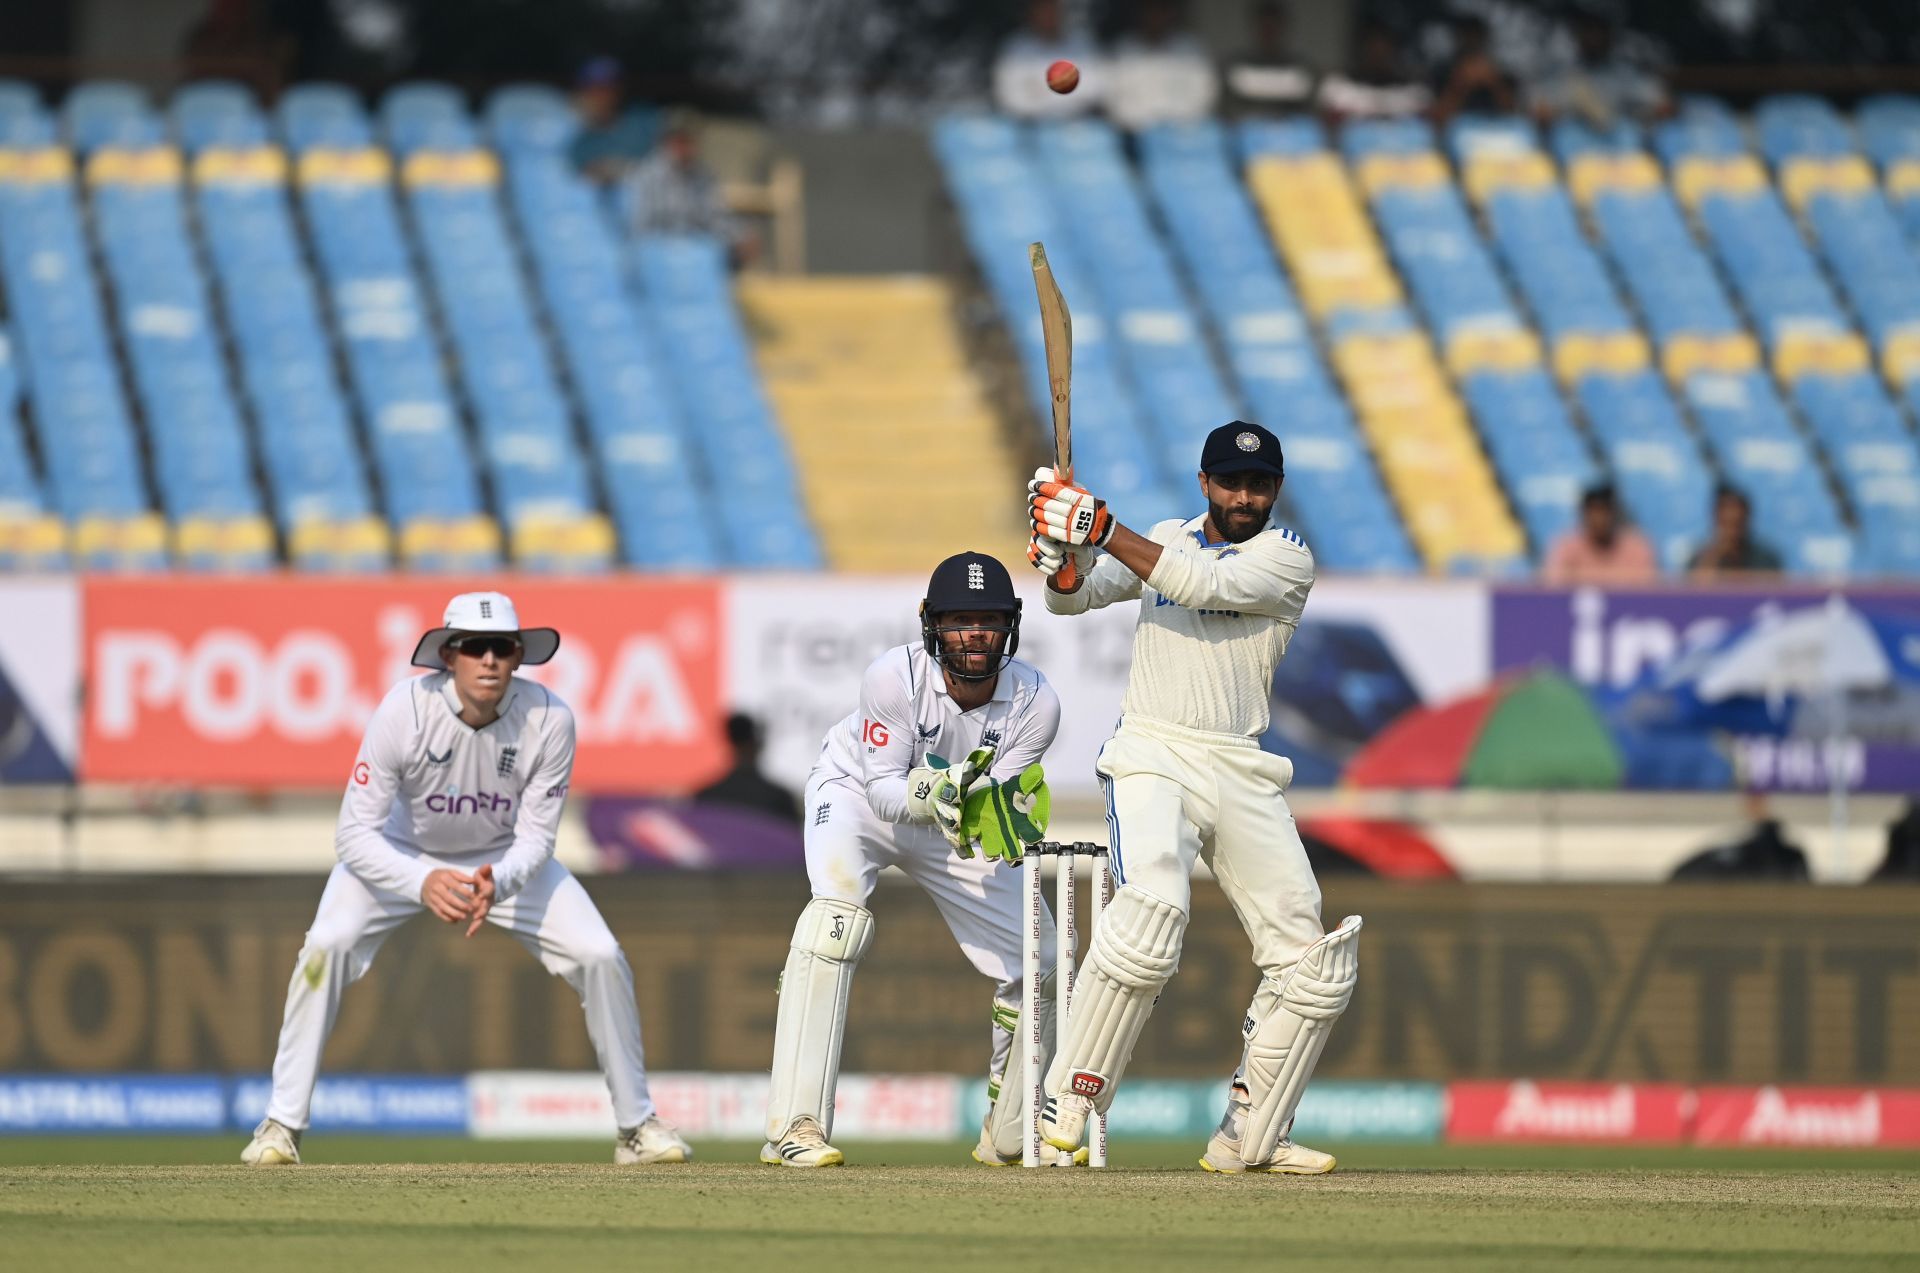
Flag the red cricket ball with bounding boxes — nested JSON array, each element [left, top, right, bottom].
[[1046, 60, 1080, 95]]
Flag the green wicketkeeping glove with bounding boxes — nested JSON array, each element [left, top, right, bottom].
[[960, 763, 1052, 863], [920, 748, 995, 858]]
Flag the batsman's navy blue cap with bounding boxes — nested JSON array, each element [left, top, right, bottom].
[[1200, 420, 1285, 478], [924, 551, 1019, 614]]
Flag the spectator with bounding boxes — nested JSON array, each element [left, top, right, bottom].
[[1543, 483, 1659, 585], [622, 111, 758, 264], [1688, 485, 1782, 579], [1224, 1, 1315, 117], [993, 0, 1104, 120], [1430, 13, 1516, 123], [1105, 0, 1219, 131], [569, 57, 658, 186], [1671, 817, 1810, 881], [1527, 6, 1669, 130], [1868, 801, 1920, 882], [1317, 17, 1432, 121], [693, 712, 801, 825]]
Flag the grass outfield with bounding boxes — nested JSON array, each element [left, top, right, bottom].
[[2, 1139, 1916, 1272]]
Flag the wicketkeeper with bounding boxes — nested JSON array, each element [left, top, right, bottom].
[[242, 591, 690, 1167], [1025, 421, 1362, 1174], [761, 552, 1070, 1168]]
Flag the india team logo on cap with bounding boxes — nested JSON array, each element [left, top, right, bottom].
[[1236, 431, 1260, 451]]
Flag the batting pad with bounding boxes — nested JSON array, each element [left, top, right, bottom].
[[1241, 915, 1362, 1165], [765, 897, 876, 1141], [1043, 884, 1186, 1114]]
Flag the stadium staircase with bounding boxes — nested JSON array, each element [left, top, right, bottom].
[[737, 274, 1029, 572]]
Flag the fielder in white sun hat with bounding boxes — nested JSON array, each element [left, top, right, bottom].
[[410, 591, 561, 670]]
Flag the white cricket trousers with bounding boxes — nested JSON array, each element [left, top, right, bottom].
[[804, 774, 1057, 1082], [1097, 716, 1325, 987], [264, 856, 655, 1131]]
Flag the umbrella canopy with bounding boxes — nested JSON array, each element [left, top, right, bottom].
[[1693, 595, 1920, 703], [1345, 670, 1624, 790]]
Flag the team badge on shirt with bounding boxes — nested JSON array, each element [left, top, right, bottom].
[[498, 747, 518, 778]]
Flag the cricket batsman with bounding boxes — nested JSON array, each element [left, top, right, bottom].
[[761, 551, 1070, 1168], [1025, 421, 1361, 1174], [241, 591, 690, 1166]]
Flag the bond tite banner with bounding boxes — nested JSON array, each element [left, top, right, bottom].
[[1445, 1081, 1691, 1144], [81, 577, 726, 791]]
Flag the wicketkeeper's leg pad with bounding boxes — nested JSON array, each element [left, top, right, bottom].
[[764, 898, 876, 1141], [1043, 884, 1186, 1113], [1240, 914, 1362, 1166]]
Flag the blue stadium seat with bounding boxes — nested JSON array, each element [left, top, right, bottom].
[[1755, 94, 1855, 165], [1795, 374, 1920, 574], [171, 80, 268, 153], [1574, 372, 1714, 571], [381, 81, 477, 155], [486, 84, 575, 154], [277, 83, 372, 152], [63, 81, 162, 153], [1460, 369, 1598, 552]]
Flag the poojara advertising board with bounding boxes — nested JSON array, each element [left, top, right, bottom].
[[80, 577, 728, 791]]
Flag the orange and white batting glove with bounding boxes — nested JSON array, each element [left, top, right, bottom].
[[1028, 467, 1114, 548], [1027, 532, 1091, 578]]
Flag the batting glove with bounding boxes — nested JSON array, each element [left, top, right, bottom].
[[1029, 467, 1114, 549], [1026, 533, 1091, 579]]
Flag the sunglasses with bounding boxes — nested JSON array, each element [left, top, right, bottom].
[[450, 636, 522, 660]]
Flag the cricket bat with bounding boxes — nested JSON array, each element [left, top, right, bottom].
[[1029, 241, 1080, 589]]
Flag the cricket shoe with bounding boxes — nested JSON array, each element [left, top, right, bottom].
[[240, 1117, 302, 1166], [971, 1121, 1089, 1167], [1199, 1126, 1336, 1175], [1039, 1093, 1093, 1154], [760, 1115, 845, 1168], [616, 1115, 693, 1164]]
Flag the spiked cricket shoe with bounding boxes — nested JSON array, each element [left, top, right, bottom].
[[760, 1115, 845, 1168], [616, 1115, 692, 1164], [240, 1118, 301, 1165]]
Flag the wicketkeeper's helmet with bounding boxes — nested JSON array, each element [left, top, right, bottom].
[[920, 551, 1021, 681]]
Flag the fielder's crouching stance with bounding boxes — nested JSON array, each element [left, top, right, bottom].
[[1026, 422, 1362, 1174], [762, 552, 1068, 1168], [242, 592, 690, 1167]]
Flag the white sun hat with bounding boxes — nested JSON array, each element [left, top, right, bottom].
[[410, 591, 560, 670]]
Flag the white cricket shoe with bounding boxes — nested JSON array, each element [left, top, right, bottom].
[[759, 1115, 845, 1168], [1199, 1126, 1337, 1175], [1039, 1093, 1092, 1154], [971, 1121, 1090, 1167], [240, 1117, 302, 1166], [615, 1115, 692, 1164]]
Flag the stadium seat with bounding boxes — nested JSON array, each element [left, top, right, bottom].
[[277, 82, 373, 153], [0, 331, 66, 569], [62, 81, 162, 153], [1794, 373, 1920, 574], [486, 84, 575, 154], [170, 80, 268, 153]]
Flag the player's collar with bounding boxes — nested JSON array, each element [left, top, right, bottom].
[[1187, 514, 1233, 549], [436, 673, 518, 726]]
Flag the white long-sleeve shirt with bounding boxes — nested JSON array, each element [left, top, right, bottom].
[[811, 644, 1061, 823], [335, 673, 577, 902], [1046, 515, 1314, 738]]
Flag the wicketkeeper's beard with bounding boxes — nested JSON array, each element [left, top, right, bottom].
[[939, 634, 1004, 679], [1208, 496, 1272, 544]]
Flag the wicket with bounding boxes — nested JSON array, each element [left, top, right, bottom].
[[1020, 839, 1111, 1167]]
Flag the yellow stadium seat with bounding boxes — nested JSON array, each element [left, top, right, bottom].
[[1355, 151, 1450, 195], [1445, 326, 1543, 375], [1247, 156, 1404, 316], [296, 147, 393, 187], [1552, 331, 1651, 382], [1774, 329, 1870, 381], [0, 513, 66, 565], [192, 145, 289, 186], [401, 149, 500, 188], [1672, 155, 1767, 211], [174, 515, 275, 565], [73, 513, 167, 565], [1566, 152, 1661, 206], [1463, 152, 1555, 203], [1780, 155, 1876, 212], [84, 146, 184, 186], [1882, 325, 1920, 388], [1888, 158, 1920, 199], [0, 146, 75, 184], [511, 513, 616, 569], [1660, 332, 1760, 381]]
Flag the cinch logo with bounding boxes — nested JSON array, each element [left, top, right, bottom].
[[426, 791, 514, 814]]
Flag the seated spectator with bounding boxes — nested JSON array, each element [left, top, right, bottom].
[[993, 0, 1104, 120], [1106, 0, 1219, 131], [1224, 1, 1314, 116], [1688, 485, 1782, 579], [1671, 817, 1810, 881], [1431, 13, 1516, 123], [694, 711, 801, 825], [1527, 6, 1669, 130], [623, 111, 759, 265], [1543, 483, 1659, 585], [1317, 17, 1432, 121], [569, 57, 659, 186], [1868, 801, 1920, 882]]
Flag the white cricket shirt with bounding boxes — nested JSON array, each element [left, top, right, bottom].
[[1045, 514, 1315, 738], [811, 644, 1062, 823], [335, 672, 577, 902]]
